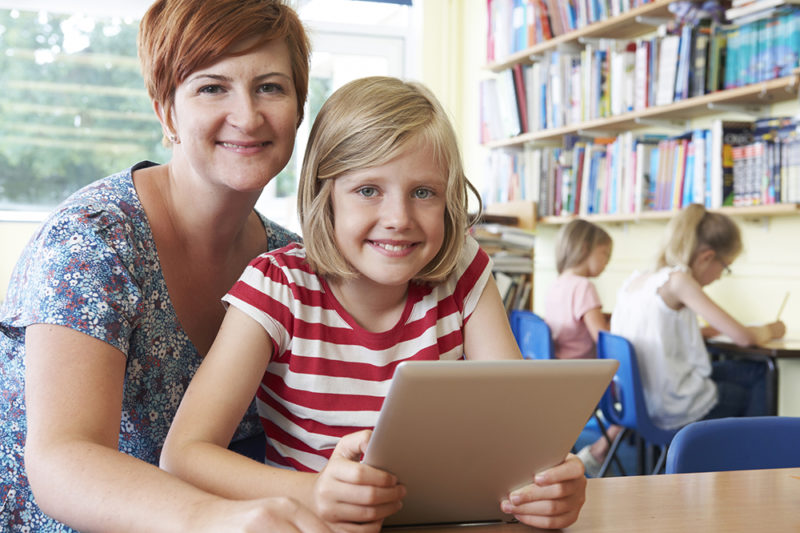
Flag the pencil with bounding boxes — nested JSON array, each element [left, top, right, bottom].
[[777, 292, 790, 321]]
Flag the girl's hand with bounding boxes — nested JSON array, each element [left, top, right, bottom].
[[312, 430, 406, 533], [499, 453, 587, 530], [768, 320, 787, 340]]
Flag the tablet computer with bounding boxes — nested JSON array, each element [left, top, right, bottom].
[[362, 358, 618, 527]]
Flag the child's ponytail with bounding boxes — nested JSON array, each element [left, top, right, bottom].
[[657, 204, 742, 269]]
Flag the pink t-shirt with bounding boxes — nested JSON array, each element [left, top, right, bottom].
[[544, 273, 602, 359]]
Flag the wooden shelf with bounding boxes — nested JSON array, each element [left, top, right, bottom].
[[486, 0, 675, 73], [484, 74, 800, 149], [538, 203, 800, 225]]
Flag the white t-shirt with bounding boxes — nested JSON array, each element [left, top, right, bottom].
[[610, 265, 717, 429]]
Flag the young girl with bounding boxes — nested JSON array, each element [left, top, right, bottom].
[[543, 219, 620, 476], [161, 76, 587, 532], [610, 203, 786, 430], [544, 219, 612, 359]]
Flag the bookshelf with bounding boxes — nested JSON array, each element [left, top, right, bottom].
[[539, 200, 800, 224], [473, 201, 536, 312], [486, 0, 676, 73], [485, 74, 800, 148], [482, 0, 800, 225]]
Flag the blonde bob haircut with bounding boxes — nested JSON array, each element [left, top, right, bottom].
[[138, 0, 310, 139], [298, 76, 480, 283], [554, 219, 612, 274], [657, 203, 743, 268]]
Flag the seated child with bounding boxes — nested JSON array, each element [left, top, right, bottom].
[[610, 204, 786, 430], [544, 219, 621, 476], [161, 76, 588, 531], [545, 219, 612, 359]]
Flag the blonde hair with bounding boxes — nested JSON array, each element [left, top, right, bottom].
[[555, 219, 612, 274], [298, 76, 480, 282], [657, 203, 743, 268]]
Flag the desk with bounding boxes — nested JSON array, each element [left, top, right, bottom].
[[388, 468, 800, 532], [706, 337, 800, 415]]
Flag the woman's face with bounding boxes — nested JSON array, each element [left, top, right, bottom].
[[167, 38, 298, 193]]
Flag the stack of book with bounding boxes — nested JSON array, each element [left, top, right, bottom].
[[471, 217, 535, 312]]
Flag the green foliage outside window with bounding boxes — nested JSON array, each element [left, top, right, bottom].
[[0, 7, 320, 212]]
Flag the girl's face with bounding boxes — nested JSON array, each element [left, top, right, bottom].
[[165, 38, 298, 194], [330, 137, 447, 290], [692, 249, 734, 287], [586, 243, 612, 277]]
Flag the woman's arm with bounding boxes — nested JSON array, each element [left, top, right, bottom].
[[161, 306, 404, 532], [24, 324, 329, 533], [668, 271, 785, 346]]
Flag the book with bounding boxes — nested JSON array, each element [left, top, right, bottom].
[[497, 68, 522, 138], [706, 22, 729, 93], [511, 63, 529, 133], [709, 119, 755, 207], [656, 34, 680, 105], [690, 23, 711, 97], [725, 0, 800, 21], [674, 23, 693, 101], [633, 38, 651, 110]]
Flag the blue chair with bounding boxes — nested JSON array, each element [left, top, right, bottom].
[[509, 310, 554, 359], [665, 416, 800, 474], [596, 331, 680, 476]]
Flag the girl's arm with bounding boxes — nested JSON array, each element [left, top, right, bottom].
[[24, 324, 330, 533], [161, 306, 404, 531], [462, 274, 522, 360], [668, 270, 786, 346], [462, 276, 587, 530], [582, 307, 610, 343]]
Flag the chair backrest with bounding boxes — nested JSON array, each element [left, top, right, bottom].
[[596, 331, 678, 446], [665, 416, 800, 474], [509, 310, 553, 360]]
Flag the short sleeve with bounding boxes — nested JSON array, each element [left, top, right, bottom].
[[223, 246, 306, 358], [456, 236, 493, 321], [571, 278, 602, 321], [2, 205, 145, 355]]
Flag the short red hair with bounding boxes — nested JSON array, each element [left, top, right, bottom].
[[138, 0, 310, 132]]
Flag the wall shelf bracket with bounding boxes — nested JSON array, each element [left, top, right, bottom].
[[576, 129, 616, 139], [634, 117, 687, 130], [634, 15, 672, 27], [706, 102, 763, 115]]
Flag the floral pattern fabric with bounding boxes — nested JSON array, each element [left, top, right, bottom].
[[0, 162, 297, 531]]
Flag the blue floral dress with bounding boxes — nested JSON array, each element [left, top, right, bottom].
[[0, 161, 298, 531]]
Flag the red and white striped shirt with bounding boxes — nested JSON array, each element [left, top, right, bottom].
[[223, 236, 491, 472]]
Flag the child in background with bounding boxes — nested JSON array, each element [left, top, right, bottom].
[[544, 219, 621, 476], [545, 219, 612, 359], [611, 203, 786, 430], [161, 76, 587, 532]]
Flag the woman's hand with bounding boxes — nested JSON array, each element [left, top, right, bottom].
[[312, 430, 406, 533], [194, 497, 333, 533], [499, 453, 587, 530]]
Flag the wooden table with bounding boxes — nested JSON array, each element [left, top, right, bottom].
[[706, 337, 800, 415], [388, 468, 800, 532]]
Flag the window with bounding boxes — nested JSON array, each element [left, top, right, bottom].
[[0, 0, 417, 228]]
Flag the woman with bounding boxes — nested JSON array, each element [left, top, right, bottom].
[[0, 1, 330, 531]]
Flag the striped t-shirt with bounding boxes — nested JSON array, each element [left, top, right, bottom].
[[223, 235, 491, 472]]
